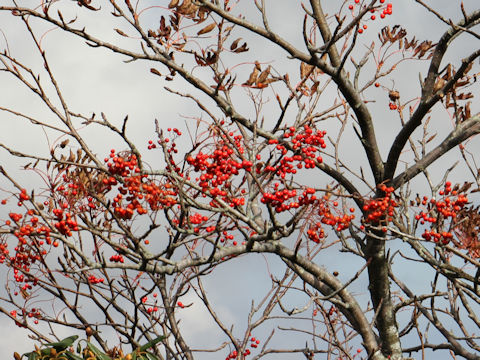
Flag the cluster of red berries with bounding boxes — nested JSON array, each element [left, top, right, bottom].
[[307, 199, 355, 243], [249, 337, 260, 349], [143, 294, 161, 314], [8, 212, 22, 223], [10, 308, 42, 326], [1, 205, 52, 295], [220, 231, 235, 244], [104, 150, 178, 219], [52, 208, 79, 237], [319, 200, 355, 231], [149, 128, 184, 177], [348, 0, 393, 34], [17, 188, 30, 204], [109, 254, 124, 263], [185, 134, 250, 208], [0, 149, 176, 311], [55, 150, 178, 219], [266, 125, 326, 178], [141, 293, 161, 314], [361, 184, 398, 231], [417, 181, 469, 245], [146, 306, 159, 314], [261, 185, 317, 213], [225, 336, 260, 359], [307, 223, 326, 243], [148, 127, 182, 150], [189, 213, 209, 233], [88, 275, 105, 284]]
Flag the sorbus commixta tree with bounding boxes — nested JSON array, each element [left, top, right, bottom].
[[0, 1, 480, 359]]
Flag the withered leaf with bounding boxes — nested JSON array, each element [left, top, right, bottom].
[[197, 7, 209, 23], [60, 139, 69, 148], [82, 153, 90, 164], [433, 78, 445, 93], [233, 42, 249, 53], [77, 0, 99, 11], [388, 90, 400, 101], [300, 62, 314, 79], [425, 133, 436, 143], [197, 23, 216, 36], [168, 0, 179, 8], [76, 148, 83, 162], [265, 77, 280, 85], [459, 182, 473, 194], [256, 65, 271, 85], [114, 28, 128, 37], [230, 38, 242, 51], [465, 102, 471, 118], [150, 68, 162, 76], [457, 92, 473, 100], [244, 66, 259, 86], [68, 149, 75, 162], [172, 42, 186, 51]]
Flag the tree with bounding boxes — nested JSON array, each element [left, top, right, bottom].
[[0, 0, 479, 359]]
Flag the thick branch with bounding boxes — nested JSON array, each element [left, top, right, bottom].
[[384, 11, 480, 182], [392, 113, 480, 188]]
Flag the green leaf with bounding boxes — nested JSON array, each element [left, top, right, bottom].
[[23, 348, 50, 359], [26, 353, 38, 360], [64, 352, 85, 360], [135, 350, 161, 360], [46, 335, 79, 351], [138, 336, 165, 352], [86, 342, 111, 360], [76, 341, 82, 354], [143, 351, 161, 360]]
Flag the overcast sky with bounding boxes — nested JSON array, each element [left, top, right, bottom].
[[0, 1, 479, 358]]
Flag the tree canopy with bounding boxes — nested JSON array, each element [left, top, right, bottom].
[[1, 1, 480, 359]]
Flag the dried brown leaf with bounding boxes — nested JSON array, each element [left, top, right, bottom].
[[425, 133, 436, 143], [230, 38, 242, 50], [197, 23, 216, 36], [150, 68, 162, 76], [256, 65, 271, 85], [168, 0, 179, 8], [244, 67, 259, 86], [388, 90, 400, 101], [233, 42, 249, 53], [114, 28, 128, 37], [300, 62, 314, 79]]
